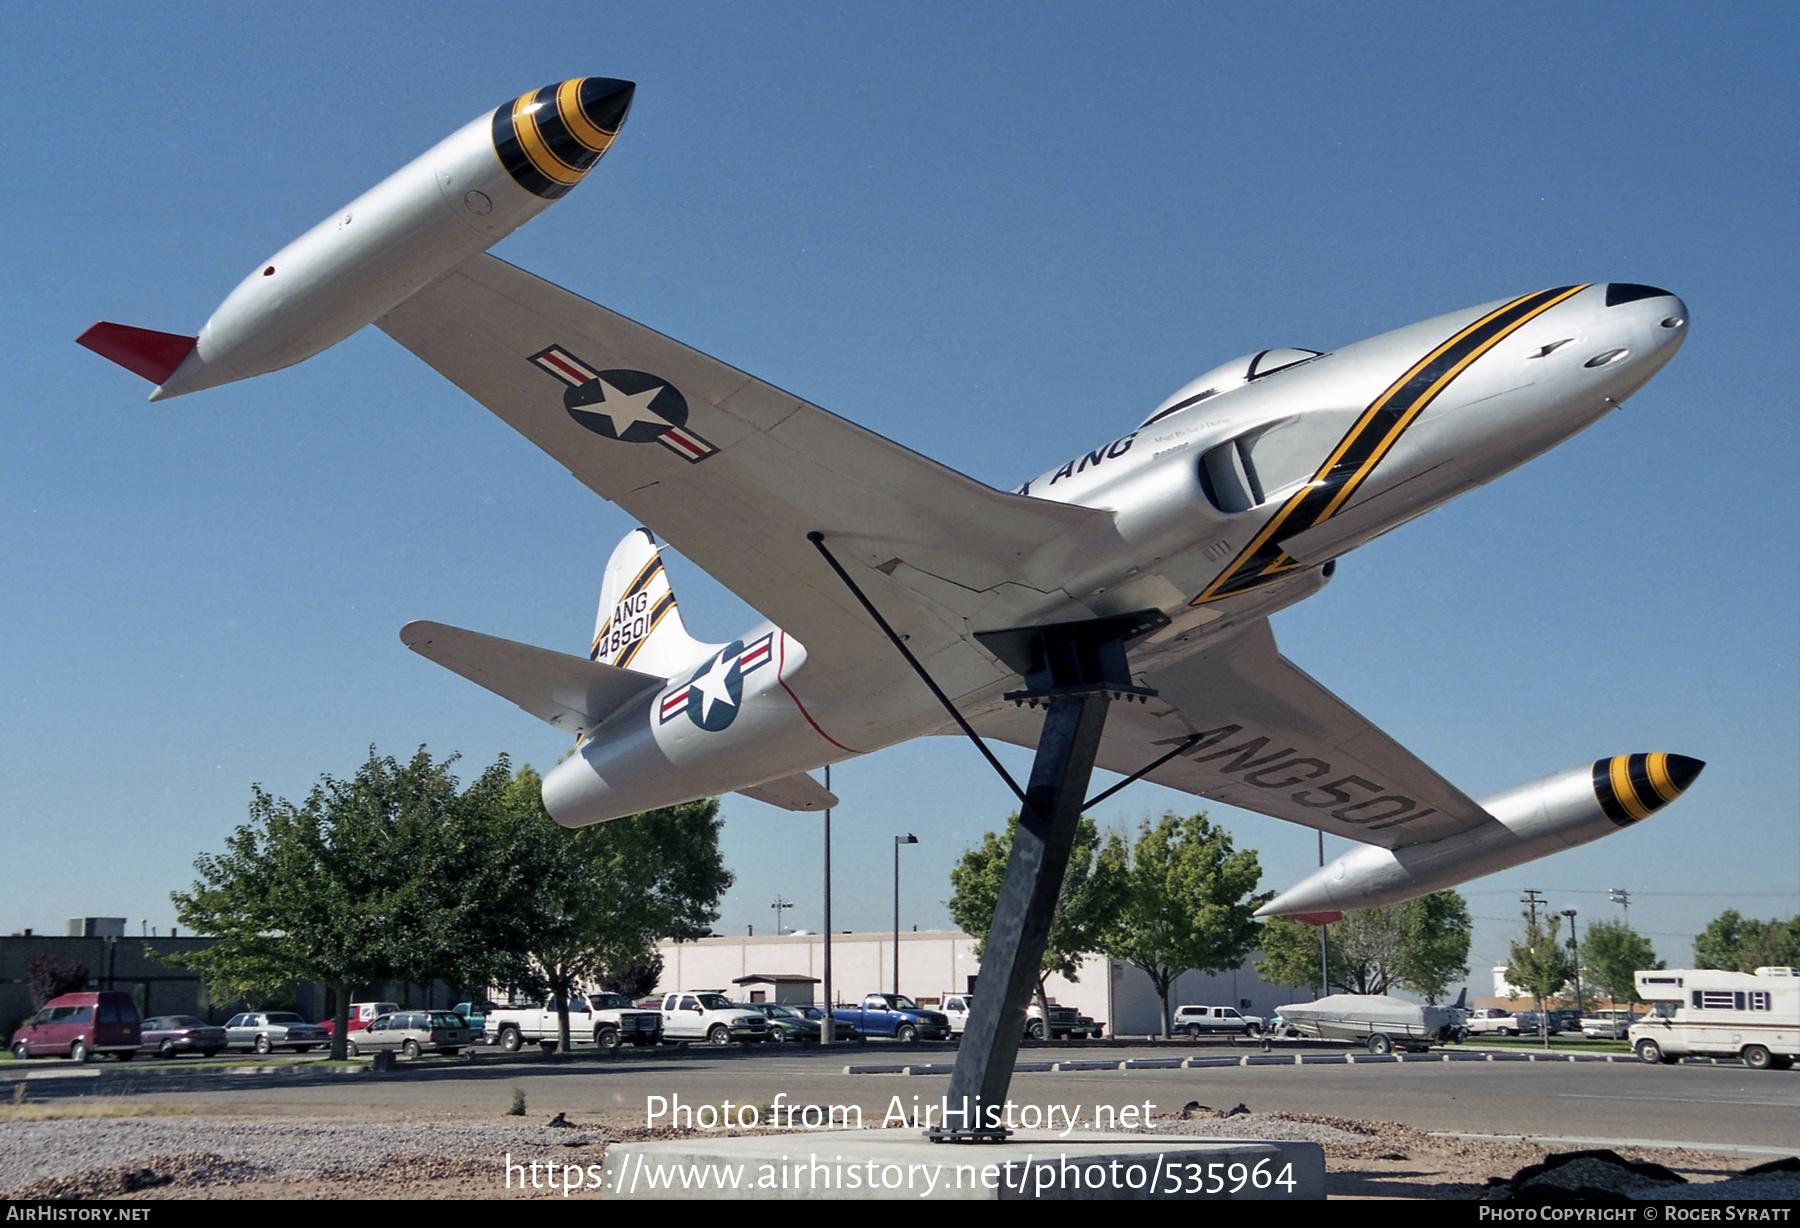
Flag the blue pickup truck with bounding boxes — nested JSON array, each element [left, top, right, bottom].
[[832, 994, 951, 1043]]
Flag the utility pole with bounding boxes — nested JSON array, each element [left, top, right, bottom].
[[894, 834, 918, 997], [822, 764, 833, 1043], [1563, 908, 1582, 1015], [1609, 887, 1631, 929], [1520, 889, 1546, 1046], [770, 896, 793, 936]]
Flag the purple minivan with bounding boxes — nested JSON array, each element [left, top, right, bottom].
[[10, 991, 141, 1062]]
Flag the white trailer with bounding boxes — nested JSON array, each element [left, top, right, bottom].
[[1629, 967, 1799, 1070]]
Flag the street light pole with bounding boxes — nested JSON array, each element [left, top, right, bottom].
[[822, 764, 833, 1044], [894, 834, 918, 997]]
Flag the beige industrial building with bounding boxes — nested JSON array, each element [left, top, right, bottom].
[[652, 929, 1317, 1036]]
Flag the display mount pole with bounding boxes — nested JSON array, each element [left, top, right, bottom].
[[805, 532, 1160, 1144], [821, 763, 834, 1043]]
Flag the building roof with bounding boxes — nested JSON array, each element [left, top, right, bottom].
[[731, 972, 821, 986]]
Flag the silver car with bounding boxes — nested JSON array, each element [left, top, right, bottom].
[[224, 1011, 331, 1054], [346, 1011, 469, 1059]]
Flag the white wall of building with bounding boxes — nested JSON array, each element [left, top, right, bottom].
[[652, 930, 1317, 1035]]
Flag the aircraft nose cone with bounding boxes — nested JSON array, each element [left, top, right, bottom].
[[571, 77, 635, 134], [492, 77, 637, 200], [1593, 752, 1704, 825], [1662, 754, 1705, 793]]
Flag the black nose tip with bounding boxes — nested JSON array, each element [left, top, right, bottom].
[[1605, 283, 1675, 307], [575, 78, 634, 135], [1664, 754, 1705, 792]]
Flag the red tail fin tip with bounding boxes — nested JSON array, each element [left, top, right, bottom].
[[77, 322, 198, 385]]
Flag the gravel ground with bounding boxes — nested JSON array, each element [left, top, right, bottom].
[[2, 1109, 1791, 1200], [1, 1117, 607, 1196]]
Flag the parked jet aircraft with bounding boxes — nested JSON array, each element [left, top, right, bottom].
[[79, 79, 1703, 922]]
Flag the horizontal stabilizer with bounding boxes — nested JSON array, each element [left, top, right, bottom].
[[77, 322, 197, 385], [735, 772, 839, 812], [401, 619, 663, 734]]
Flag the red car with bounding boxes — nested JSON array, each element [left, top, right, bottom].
[[319, 1001, 400, 1038], [10, 991, 142, 1062]]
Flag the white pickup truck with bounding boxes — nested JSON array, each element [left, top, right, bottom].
[[938, 993, 1103, 1040], [486, 993, 663, 1052], [1172, 1004, 1265, 1038], [658, 990, 772, 1046]]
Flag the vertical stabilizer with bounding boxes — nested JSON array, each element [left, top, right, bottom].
[[590, 528, 715, 678]]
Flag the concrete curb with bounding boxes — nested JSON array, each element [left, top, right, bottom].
[[1, 1061, 374, 1086], [842, 1049, 1654, 1075]]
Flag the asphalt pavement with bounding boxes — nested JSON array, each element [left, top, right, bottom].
[[10, 1044, 1796, 1154]]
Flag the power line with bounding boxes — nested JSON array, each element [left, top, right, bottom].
[[1464, 889, 1798, 899], [1470, 914, 1694, 938]]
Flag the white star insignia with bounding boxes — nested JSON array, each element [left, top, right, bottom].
[[571, 378, 669, 435], [689, 653, 738, 722]]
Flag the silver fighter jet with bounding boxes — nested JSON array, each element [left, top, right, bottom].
[[79, 80, 1701, 922]]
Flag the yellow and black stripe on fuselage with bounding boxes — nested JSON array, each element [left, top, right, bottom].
[[1192, 285, 1590, 605]]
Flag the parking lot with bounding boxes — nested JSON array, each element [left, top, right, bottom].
[[9, 1039, 1797, 1146]]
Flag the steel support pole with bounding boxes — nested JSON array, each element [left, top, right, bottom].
[[931, 693, 1111, 1140], [822, 763, 834, 1043], [1318, 830, 1330, 997]]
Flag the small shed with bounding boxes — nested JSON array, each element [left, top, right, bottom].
[[732, 973, 821, 1006]]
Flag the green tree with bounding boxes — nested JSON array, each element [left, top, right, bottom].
[[1332, 905, 1405, 995], [1580, 919, 1659, 1006], [1693, 910, 1749, 972], [1398, 891, 1473, 1004], [1104, 813, 1269, 1038], [1737, 918, 1800, 971], [1255, 914, 1347, 996], [168, 748, 553, 1059], [947, 815, 1128, 1038], [1506, 912, 1576, 1047], [1694, 910, 1800, 973], [503, 772, 733, 1052], [1256, 892, 1470, 1003]]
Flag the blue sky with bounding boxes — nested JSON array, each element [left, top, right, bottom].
[[3, 4, 1795, 989]]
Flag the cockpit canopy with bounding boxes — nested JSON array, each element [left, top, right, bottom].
[[1140, 348, 1322, 428]]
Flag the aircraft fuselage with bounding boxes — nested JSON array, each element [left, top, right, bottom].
[[542, 283, 1688, 824]]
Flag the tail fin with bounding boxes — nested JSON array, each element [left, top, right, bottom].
[[77, 322, 198, 385], [591, 528, 715, 678]]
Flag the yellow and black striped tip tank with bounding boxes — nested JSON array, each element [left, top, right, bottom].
[[492, 78, 635, 200], [1593, 753, 1704, 825]]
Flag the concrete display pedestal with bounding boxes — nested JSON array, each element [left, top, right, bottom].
[[602, 1131, 1324, 1200]]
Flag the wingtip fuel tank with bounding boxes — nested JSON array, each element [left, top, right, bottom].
[[1257, 752, 1705, 921], [80, 78, 635, 400]]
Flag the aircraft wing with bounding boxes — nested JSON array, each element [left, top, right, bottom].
[[377, 255, 1116, 686], [974, 619, 1502, 849]]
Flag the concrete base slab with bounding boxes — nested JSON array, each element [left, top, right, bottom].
[[601, 1130, 1324, 1200]]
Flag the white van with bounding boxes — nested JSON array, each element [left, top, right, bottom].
[[1629, 967, 1799, 1070]]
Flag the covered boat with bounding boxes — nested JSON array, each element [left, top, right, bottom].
[[1271, 994, 1457, 1053]]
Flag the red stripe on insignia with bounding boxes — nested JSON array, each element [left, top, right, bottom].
[[538, 351, 593, 384], [658, 428, 715, 461]]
